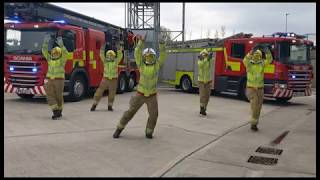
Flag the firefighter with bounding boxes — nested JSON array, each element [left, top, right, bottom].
[[198, 49, 214, 116], [243, 46, 273, 131], [90, 43, 123, 111], [113, 35, 167, 139], [42, 35, 69, 120]]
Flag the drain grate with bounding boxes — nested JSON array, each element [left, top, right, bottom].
[[247, 156, 278, 165], [256, 146, 283, 155]]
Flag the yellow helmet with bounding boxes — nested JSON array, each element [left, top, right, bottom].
[[51, 46, 62, 59], [106, 50, 116, 61], [200, 49, 209, 56], [253, 49, 262, 61]]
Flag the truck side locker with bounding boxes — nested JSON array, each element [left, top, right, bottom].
[[161, 51, 177, 83]]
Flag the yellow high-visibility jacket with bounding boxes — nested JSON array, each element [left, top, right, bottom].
[[135, 40, 167, 97], [243, 51, 273, 88]]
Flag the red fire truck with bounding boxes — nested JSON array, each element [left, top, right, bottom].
[[162, 32, 314, 102], [4, 3, 139, 101]]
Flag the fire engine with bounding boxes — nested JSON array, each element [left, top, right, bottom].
[[4, 3, 139, 101], [161, 32, 314, 102]]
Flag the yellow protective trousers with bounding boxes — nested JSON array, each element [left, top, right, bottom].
[[199, 81, 212, 109], [44, 79, 64, 111], [117, 93, 158, 135], [246, 87, 264, 125], [93, 78, 118, 106]]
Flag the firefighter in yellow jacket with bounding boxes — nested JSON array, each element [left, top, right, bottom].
[[243, 46, 273, 131], [42, 35, 69, 120], [90, 43, 123, 111], [198, 49, 214, 116], [113, 35, 167, 139]]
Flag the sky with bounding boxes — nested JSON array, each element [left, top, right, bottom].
[[7, 3, 317, 42]]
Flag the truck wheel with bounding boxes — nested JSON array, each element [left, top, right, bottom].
[[275, 97, 292, 103], [67, 75, 87, 102], [239, 81, 249, 102], [17, 94, 35, 99], [117, 73, 127, 94], [127, 73, 136, 92], [180, 76, 193, 93]]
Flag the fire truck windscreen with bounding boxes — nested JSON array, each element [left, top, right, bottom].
[[278, 42, 311, 65], [5, 28, 58, 55]]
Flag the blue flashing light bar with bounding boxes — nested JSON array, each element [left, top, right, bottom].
[[8, 20, 21, 23], [53, 20, 66, 24], [272, 32, 297, 37]]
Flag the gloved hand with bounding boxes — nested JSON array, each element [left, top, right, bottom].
[[263, 46, 271, 53], [208, 52, 213, 59], [56, 36, 64, 47], [43, 34, 51, 43], [116, 42, 124, 51]]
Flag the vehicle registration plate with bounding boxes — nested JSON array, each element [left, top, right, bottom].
[[16, 88, 31, 94]]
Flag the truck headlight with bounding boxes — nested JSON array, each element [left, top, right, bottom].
[[279, 84, 287, 89], [9, 66, 14, 71]]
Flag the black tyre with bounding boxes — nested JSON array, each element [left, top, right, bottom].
[[67, 75, 87, 102], [180, 76, 193, 93], [17, 94, 35, 99], [275, 97, 292, 103], [117, 73, 127, 94], [127, 73, 136, 92]]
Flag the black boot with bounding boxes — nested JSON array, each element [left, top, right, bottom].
[[108, 105, 113, 111], [251, 124, 258, 131], [146, 133, 153, 139], [57, 110, 62, 117], [113, 128, 123, 138], [90, 104, 97, 111], [200, 107, 207, 116], [52, 110, 62, 120]]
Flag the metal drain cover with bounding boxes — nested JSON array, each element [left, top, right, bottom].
[[247, 156, 278, 165], [256, 146, 283, 155]]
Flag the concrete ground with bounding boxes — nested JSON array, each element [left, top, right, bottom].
[[4, 86, 316, 177]]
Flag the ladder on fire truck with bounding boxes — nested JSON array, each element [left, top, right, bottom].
[[4, 2, 125, 47]]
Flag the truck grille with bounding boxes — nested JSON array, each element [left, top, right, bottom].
[[7, 61, 42, 88], [287, 70, 312, 92]]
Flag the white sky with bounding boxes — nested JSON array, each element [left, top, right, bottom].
[[6, 3, 317, 43]]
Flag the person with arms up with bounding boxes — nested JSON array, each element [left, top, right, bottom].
[[90, 43, 123, 112], [198, 49, 214, 116], [113, 34, 167, 139], [243, 45, 273, 131], [42, 35, 69, 120]]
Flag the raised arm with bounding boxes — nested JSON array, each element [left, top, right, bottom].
[[115, 46, 123, 65], [264, 48, 273, 66], [157, 42, 167, 66], [134, 39, 144, 67], [42, 35, 50, 60], [243, 50, 253, 69], [100, 43, 106, 62], [56, 37, 69, 63]]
